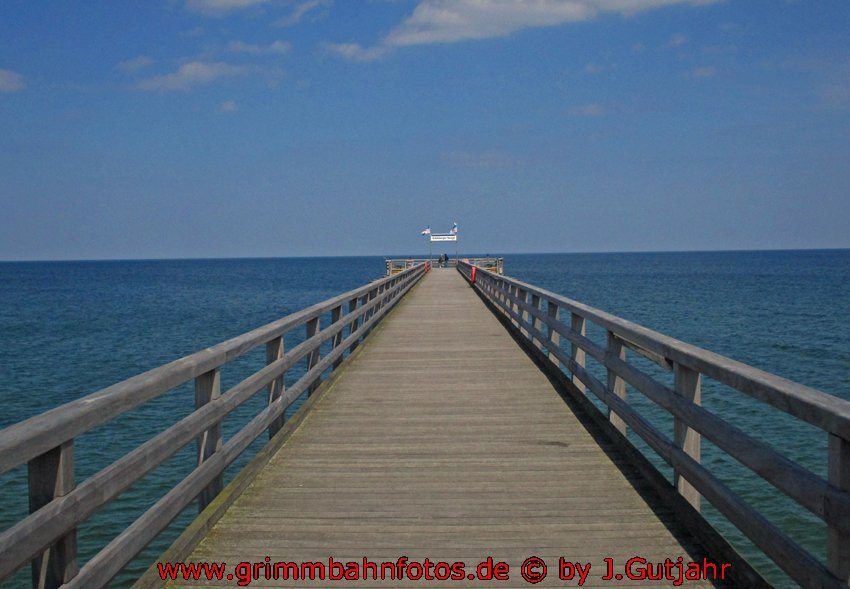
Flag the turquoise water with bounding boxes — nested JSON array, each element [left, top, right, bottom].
[[1, 251, 848, 587]]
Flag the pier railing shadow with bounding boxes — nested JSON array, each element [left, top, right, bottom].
[[458, 260, 850, 589], [0, 263, 427, 589]]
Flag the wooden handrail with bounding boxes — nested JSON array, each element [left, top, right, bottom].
[[0, 263, 426, 588], [458, 260, 850, 588]]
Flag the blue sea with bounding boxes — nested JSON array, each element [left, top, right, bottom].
[[1, 251, 848, 588]]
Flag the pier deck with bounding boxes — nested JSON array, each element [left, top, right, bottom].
[[170, 269, 721, 587]]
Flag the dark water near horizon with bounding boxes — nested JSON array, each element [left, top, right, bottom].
[[1, 251, 848, 588]]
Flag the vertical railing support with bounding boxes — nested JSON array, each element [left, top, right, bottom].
[[508, 283, 522, 333], [571, 313, 587, 394], [28, 441, 77, 589], [331, 305, 344, 370], [362, 287, 379, 338], [828, 434, 850, 581], [195, 368, 223, 512], [266, 336, 285, 439], [547, 301, 560, 365], [673, 363, 702, 511], [517, 288, 528, 336], [347, 296, 360, 353], [530, 293, 542, 349], [306, 317, 321, 396], [606, 331, 627, 434]]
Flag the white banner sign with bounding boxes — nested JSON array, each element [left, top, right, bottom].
[[430, 234, 457, 242]]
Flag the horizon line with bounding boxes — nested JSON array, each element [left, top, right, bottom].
[[1, 246, 849, 264]]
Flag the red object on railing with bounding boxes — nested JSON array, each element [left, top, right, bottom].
[[470, 266, 477, 284], [425, 261, 430, 272]]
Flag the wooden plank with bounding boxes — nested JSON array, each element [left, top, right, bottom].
[[674, 363, 701, 511], [330, 305, 343, 370], [606, 331, 627, 435], [570, 312, 587, 394], [266, 336, 285, 439], [829, 434, 850, 581], [305, 317, 321, 396], [529, 293, 541, 349], [28, 442, 77, 589], [195, 369, 222, 512], [546, 301, 559, 365], [346, 296, 360, 353]]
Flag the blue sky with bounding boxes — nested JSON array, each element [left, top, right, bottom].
[[1, 0, 848, 260]]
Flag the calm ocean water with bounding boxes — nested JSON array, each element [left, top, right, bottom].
[[1, 251, 848, 588]]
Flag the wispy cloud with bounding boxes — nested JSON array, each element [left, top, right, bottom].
[[137, 61, 254, 91], [567, 103, 606, 117], [276, 0, 332, 27], [219, 100, 239, 112], [324, 43, 389, 62], [227, 40, 291, 55], [330, 0, 719, 61], [668, 33, 688, 48], [117, 56, 156, 73], [186, 0, 270, 15], [0, 68, 26, 92], [692, 65, 717, 78], [585, 62, 603, 75]]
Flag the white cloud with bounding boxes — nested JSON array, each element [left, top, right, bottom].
[[324, 43, 389, 62], [330, 0, 720, 61], [186, 0, 270, 15], [227, 40, 291, 55], [692, 65, 717, 78], [567, 103, 606, 117], [137, 61, 253, 91], [276, 0, 332, 27], [117, 56, 156, 73], [219, 100, 239, 112], [0, 68, 26, 92]]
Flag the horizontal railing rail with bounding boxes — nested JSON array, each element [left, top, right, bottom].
[[386, 257, 503, 275], [0, 263, 426, 589], [458, 260, 850, 589]]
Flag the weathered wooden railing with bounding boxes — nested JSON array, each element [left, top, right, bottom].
[[386, 257, 503, 275], [458, 260, 850, 589], [0, 263, 426, 589]]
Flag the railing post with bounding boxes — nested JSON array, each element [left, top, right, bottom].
[[546, 300, 560, 364], [828, 434, 850, 581], [28, 441, 77, 589], [571, 313, 587, 394], [517, 288, 528, 336], [306, 317, 321, 395], [362, 287, 379, 338], [606, 331, 627, 434], [195, 368, 223, 512], [331, 305, 344, 370], [375, 284, 386, 313], [673, 363, 701, 511], [509, 285, 519, 327], [530, 293, 542, 349], [266, 336, 285, 439], [347, 296, 360, 353]]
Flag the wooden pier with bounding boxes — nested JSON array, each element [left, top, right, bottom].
[[1, 262, 849, 588], [156, 269, 726, 588]]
